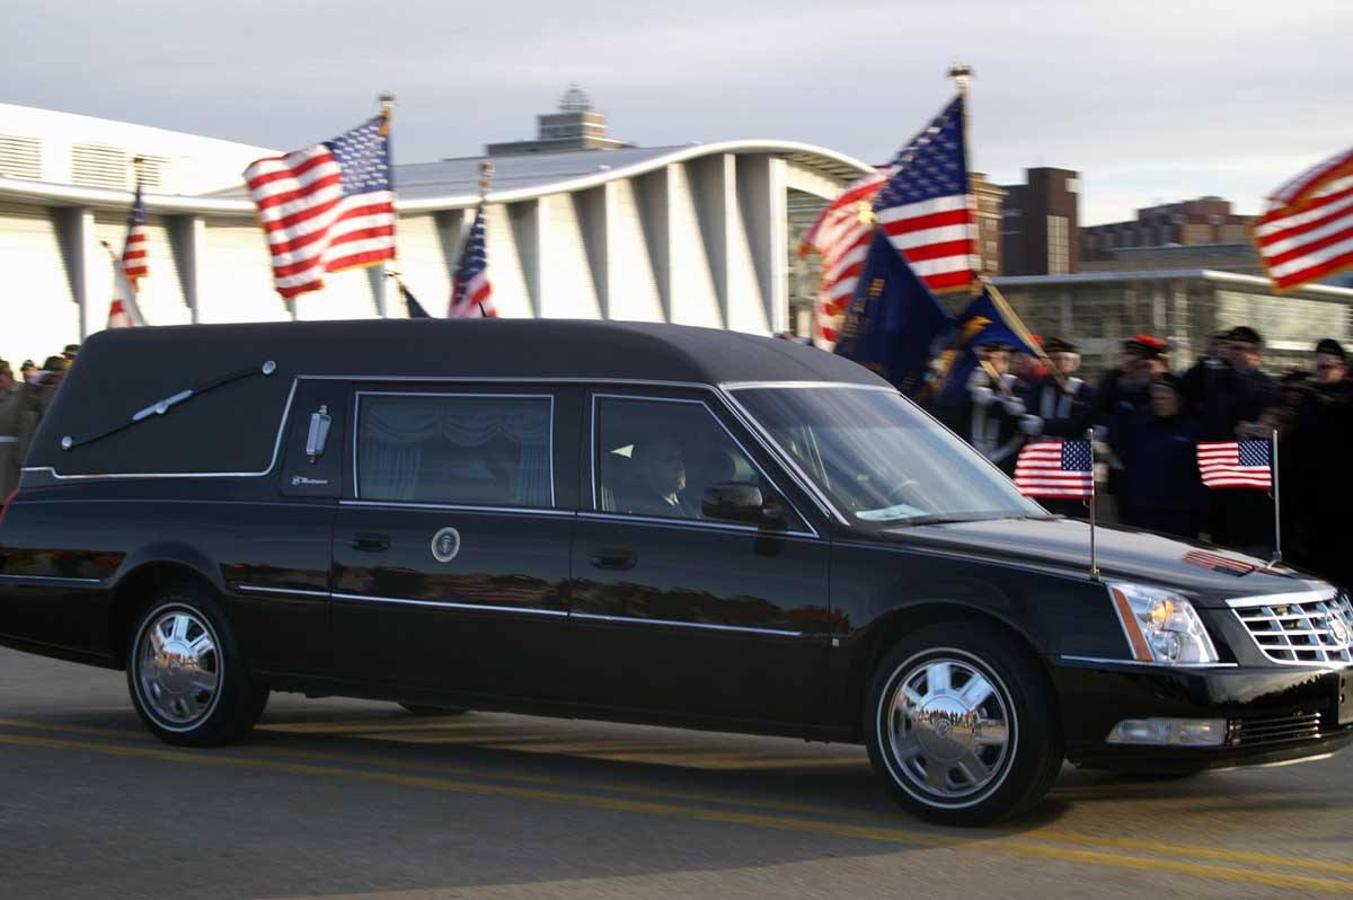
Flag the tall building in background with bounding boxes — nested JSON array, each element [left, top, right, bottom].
[[970, 172, 1005, 277], [485, 86, 634, 157], [1000, 167, 1080, 276]]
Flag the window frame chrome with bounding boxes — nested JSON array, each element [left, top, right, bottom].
[[350, 388, 557, 510], [21, 378, 299, 483]]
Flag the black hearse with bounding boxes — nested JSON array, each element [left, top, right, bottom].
[[1, 320, 1349, 825]]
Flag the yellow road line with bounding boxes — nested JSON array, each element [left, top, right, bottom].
[[4, 715, 1353, 879], [1, 730, 1351, 893]]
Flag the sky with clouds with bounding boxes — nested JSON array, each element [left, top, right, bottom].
[[6, 0, 1349, 224]]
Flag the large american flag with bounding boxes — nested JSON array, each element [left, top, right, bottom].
[[872, 96, 977, 296], [448, 207, 495, 318], [1253, 145, 1353, 291], [121, 181, 148, 285], [243, 115, 396, 299], [1197, 440, 1273, 490], [1014, 439, 1094, 499]]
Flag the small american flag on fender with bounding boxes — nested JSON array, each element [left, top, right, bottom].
[[243, 115, 396, 300], [1197, 440, 1272, 490], [1014, 439, 1094, 499]]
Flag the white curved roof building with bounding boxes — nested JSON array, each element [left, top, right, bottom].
[[0, 102, 870, 363]]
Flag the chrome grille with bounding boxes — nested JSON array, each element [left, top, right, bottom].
[[1228, 711, 1324, 747], [1228, 591, 1353, 665]]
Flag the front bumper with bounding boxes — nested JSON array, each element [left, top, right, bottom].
[[1051, 657, 1353, 772]]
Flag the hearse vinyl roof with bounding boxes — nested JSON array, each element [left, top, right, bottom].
[[29, 319, 885, 478], [73, 318, 884, 386]]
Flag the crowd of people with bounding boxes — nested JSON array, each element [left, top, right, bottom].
[[936, 328, 1353, 588], [0, 344, 79, 497]]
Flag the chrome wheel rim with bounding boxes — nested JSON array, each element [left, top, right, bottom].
[[882, 654, 1014, 805], [135, 608, 222, 730]]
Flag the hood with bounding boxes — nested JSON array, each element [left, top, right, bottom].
[[878, 517, 1329, 607]]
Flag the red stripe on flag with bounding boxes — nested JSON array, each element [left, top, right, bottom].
[[880, 207, 971, 237]]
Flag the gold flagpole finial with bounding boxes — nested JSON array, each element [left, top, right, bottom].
[[946, 64, 973, 98], [378, 92, 396, 136], [478, 160, 494, 202]]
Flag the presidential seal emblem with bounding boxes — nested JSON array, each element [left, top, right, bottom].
[[430, 526, 461, 563]]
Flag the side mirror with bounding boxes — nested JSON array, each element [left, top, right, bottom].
[[701, 482, 786, 528]]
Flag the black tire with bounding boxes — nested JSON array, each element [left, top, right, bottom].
[[399, 703, 470, 717], [864, 621, 1063, 827], [126, 585, 268, 747]]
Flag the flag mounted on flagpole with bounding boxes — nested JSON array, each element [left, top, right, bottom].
[[243, 113, 397, 300], [1014, 439, 1094, 499], [872, 96, 978, 296], [121, 180, 148, 286], [100, 240, 147, 329], [448, 207, 496, 318], [1197, 440, 1273, 490], [1253, 145, 1353, 291]]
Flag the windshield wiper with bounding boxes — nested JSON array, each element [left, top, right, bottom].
[[60, 360, 278, 452]]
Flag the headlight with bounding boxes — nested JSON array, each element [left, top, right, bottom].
[[1108, 583, 1219, 665]]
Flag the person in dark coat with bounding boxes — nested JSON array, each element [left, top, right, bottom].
[[1292, 339, 1353, 589], [1018, 338, 1098, 518], [1108, 375, 1206, 539], [1200, 327, 1280, 551], [1096, 334, 1169, 525], [949, 341, 1031, 476], [1020, 337, 1097, 439]]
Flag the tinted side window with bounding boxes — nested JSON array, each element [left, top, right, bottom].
[[594, 396, 772, 521], [356, 393, 553, 507]]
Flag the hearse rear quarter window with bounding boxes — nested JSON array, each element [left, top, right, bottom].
[[356, 393, 554, 507]]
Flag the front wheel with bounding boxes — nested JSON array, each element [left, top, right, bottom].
[[865, 621, 1063, 826], [126, 586, 268, 746]]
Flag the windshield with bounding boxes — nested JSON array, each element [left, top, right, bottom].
[[733, 386, 1045, 526]]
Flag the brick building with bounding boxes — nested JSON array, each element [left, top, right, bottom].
[[1081, 197, 1254, 262], [1000, 167, 1080, 276]]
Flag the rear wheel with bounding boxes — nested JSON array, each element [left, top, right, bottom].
[[126, 586, 268, 746], [865, 621, 1063, 826]]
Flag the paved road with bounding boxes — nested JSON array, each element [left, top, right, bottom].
[[2, 647, 1351, 899]]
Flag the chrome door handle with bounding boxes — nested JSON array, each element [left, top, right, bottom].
[[590, 548, 636, 571], [351, 533, 391, 553]]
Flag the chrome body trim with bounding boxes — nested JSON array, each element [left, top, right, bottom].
[[576, 510, 817, 540], [339, 499, 574, 518], [22, 378, 299, 482], [1056, 654, 1240, 670], [587, 391, 818, 538], [331, 592, 568, 617], [0, 573, 103, 587], [233, 584, 331, 599], [570, 611, 803, 637], [304, 375, 715, 390], [720, 381, 895, 393], [351, 389, 556, 508], [1225, 590, 1339, 609]]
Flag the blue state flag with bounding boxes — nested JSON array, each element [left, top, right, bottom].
[[833, 230, 955, 395], [935, 288, 1040, 407]]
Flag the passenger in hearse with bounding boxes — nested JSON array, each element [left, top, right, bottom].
[[615, 436, 695, 517]]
